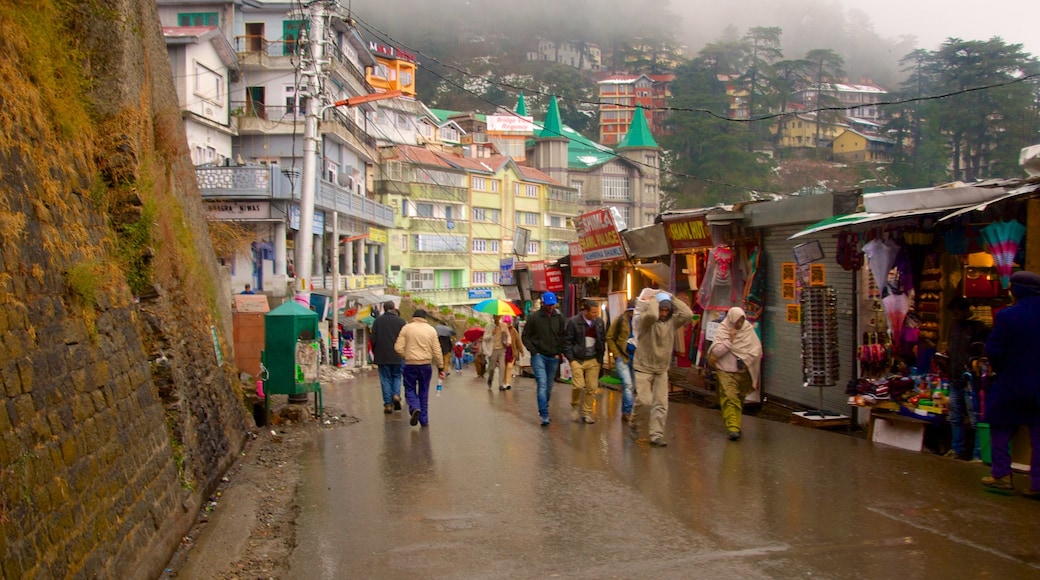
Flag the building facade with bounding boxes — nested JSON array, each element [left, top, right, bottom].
[[596, 74, 674, 146], [158, 1, 395, 298]]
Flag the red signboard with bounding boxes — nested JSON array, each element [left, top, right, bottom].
[[529, 260, 547, 291], [663, 215, 713, 251], [545, 267, 564, 292], [569, 241, 600, 277], [575, 208, 626, 263]]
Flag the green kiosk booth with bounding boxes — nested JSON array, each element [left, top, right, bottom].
[[260, 301, 323, 422]]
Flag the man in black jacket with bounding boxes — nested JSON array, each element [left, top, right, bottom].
[[522, 292, 565, 426], [564, 299, 606, 423], [372, 301, 406, 414]]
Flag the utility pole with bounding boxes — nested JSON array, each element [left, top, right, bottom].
[[294, 0, 328, 307]]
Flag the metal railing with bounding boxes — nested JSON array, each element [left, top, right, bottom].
[[195, 165, 394, 227]]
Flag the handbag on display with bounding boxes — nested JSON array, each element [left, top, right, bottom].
[[963, 266, 998, 298]]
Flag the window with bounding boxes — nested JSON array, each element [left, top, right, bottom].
[[644, 154, 657, 168], [527, 241, 539, 255], [472, 271, 500, 285], [415, 203, 434, 218], [406, 270, 434, 290], [603, 176, 630, 200], [178, 12, 218, 26], [471, 177, 500, 192], [548, 215, 564, 228], [570, 180, 583, 198], [413, 235, 466, 252], [471, 239, 500, 253], [514, 183, 537, 197], [546, 240, 569, 256], [515, 211, 539, 226], [193, 63, 223, 105], [472, 208, 500, 223], [645, 213, 657, 225]]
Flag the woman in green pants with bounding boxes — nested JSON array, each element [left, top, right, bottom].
[[708, 307, 762, 441]]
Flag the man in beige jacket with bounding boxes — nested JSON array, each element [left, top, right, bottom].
[[394, 309, 444, 427]]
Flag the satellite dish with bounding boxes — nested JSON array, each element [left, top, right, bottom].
[[446, 220, 455, 230]]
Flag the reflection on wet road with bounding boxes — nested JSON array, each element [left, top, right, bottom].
[[289, 370, 1040, 578]]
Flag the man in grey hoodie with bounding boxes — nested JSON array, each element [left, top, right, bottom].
[[631, 291, 692, 447]]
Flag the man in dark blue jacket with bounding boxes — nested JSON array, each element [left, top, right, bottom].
[[372, 301, 406, 414], [982, 271, 1040, 498], [563, 299, 606, 424], [522, 292, 565, 426]]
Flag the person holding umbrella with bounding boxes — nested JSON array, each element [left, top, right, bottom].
[[482, 315, 507, 390], [522, 292, 565, 426], [394, 309, 444, 428]]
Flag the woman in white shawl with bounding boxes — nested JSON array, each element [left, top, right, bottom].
[[708, 307, 763, 441]]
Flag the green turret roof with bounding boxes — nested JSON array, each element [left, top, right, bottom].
[[515, 92, 527, 116], [538, 95, 564, 139], [617, 106, 659, 149]]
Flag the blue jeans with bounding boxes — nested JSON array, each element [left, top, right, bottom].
[[531, 353, 560, 420], [453, 355, 463, 371], [378, 363, 403, 406], [615, 358, 635, 415], [403, 364, 432, 426], [949, 380, 981, 459]]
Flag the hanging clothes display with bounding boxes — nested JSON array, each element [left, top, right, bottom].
[[861, 237, 900, 291]]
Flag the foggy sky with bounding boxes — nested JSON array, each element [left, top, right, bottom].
[[348, 0, 1038, 86]]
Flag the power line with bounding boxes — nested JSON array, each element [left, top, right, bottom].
[[351, 15, 1040, 125]]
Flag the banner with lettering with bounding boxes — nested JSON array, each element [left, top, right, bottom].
[[663, 215, 712, 251], [575, 208, 626, 263], [569, 241, 600, 277], [529, 260, 547, 291]]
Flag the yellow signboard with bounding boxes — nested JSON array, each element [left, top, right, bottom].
[[369, 227, 388, 244]]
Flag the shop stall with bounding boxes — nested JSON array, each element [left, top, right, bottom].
[[790, 179, 1038, 453]]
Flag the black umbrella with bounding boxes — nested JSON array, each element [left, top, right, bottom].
[[434, 324, 455, 337]]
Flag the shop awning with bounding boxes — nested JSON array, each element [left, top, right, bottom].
[[937, 182, 1040, 222], [788, 204, 987, 240]]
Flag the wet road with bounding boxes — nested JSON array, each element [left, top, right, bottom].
[[289, 369, 1040, 578]]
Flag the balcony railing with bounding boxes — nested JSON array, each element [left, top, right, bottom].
[[195, 165, 394, 227], [230, 101, 376, 151]]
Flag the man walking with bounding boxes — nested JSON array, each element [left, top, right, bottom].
[[564, 299, 606, 423], [522, 292, 565, 426], [607, 299, 637, 423], [980, 271, 1040, 498], [372, 300, 406, 414], [394, 309, 444, 428], [632, 290, 692, 447]]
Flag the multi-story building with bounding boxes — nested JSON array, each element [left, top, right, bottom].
[[832, 129, 896, 163], [596, 73, 674, 145], [157, 1, 395, 299], [794, 82, 888, 123], [375, 145, 580, 306], [774, 113, 849, 149], [534, 97, 662, 231], [526, 39, 602, 71]]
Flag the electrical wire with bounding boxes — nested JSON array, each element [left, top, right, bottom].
[[352, 15, 1040, 123]]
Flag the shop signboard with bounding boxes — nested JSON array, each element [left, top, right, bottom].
[[499, 257, 515, 285], [368, 227, 388, 244], [576, 208, 626, 263], [206, 201, 271, 220], [468, 288, 492, 300], [569, 241, 600, 277], [545, 266, 564, 292], [529, 260, 548, 291], [486, 114, 536, 133], [289, 205, 325, 235], [663, 215, 712, 251]]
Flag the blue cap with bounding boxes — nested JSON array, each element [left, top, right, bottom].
[[656, 292, 670, 303], [542, 292, 558, 306]]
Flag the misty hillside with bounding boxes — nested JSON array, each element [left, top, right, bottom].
[[349, 0, 929, 92]]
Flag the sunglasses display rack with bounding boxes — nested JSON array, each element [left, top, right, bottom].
[[801, 286, 840, 388]]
